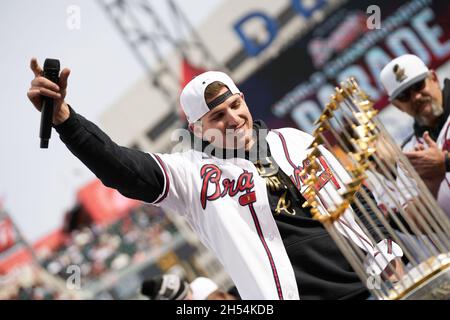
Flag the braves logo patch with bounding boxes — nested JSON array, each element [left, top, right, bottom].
[[290, 156, 340, 192]]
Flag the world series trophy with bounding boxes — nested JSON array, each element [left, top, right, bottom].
[[302, 78, 450, 300]]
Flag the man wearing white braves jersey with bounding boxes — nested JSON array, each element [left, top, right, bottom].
[[380, 54, 450, 218], [27, 58, 402, 299]]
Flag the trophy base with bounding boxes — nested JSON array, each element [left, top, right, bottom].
[[389, 253, 450, 300]]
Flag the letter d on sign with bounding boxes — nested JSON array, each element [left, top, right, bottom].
[[234, 12, 278, 57]]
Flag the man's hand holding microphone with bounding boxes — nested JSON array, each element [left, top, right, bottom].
[[27, 57, 71, 147]]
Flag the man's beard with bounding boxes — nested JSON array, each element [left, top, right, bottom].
[[431, 100, 444, 117], [417, 99, 443, 126]]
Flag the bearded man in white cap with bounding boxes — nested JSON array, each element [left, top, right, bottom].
[[380, 54, 450, 217], [27, 58, 404, 300]]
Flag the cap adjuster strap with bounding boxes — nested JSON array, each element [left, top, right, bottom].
[[206, 90, 233, 109]]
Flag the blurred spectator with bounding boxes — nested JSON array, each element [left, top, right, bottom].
[[141, 274, 189, 300], [141, 274, 237, 300]]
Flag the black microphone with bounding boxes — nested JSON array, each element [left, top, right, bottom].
[[39, 58, 60, 149]]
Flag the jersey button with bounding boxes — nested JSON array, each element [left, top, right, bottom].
[[268, 233, 275, 241]]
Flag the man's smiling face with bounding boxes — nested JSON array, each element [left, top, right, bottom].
[[191, 85, 254, 151]]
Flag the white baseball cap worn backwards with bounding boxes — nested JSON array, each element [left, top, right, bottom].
[[180, 71, 241, 123], [380, 54, 430, 101]]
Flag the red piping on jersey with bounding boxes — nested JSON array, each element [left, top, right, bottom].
[[273, 130, 297, 168], [337, 218, 374, 250], [152, 154, 170, 204], [247, 200, 284, 300]]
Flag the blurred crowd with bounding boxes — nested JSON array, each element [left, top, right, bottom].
[[1, 205, 180, 299], [41, 206, 177, 286], [8, 279, 65, 300], [0, 265, 74, 300]]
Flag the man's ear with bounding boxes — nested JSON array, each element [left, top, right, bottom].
[[430, 70, 439, 83], [189, 121, 203, 139]]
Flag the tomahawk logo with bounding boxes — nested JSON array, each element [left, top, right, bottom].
[[393, 64, 407, 82]]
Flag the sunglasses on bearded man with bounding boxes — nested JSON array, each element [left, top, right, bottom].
[[395, 78, 427, 102]]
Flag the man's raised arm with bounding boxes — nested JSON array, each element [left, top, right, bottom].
[[26, 58, 165, 203]]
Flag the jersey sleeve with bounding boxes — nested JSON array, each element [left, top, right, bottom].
[[148, 152, 192, 216]]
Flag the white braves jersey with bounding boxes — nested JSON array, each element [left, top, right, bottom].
[[149, 128, 400, 299], [366, 171, 406, 212], [399, 115, 450, 218], [366, 171, 429, 262]]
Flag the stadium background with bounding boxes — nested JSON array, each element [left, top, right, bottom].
[[1, 0, 450, 299]]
